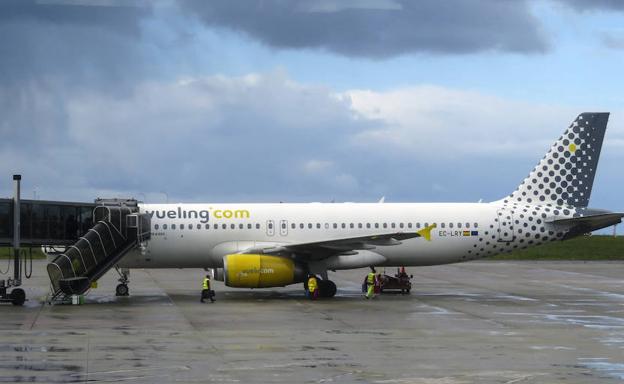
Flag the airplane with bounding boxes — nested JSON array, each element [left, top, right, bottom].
[[110, 112, 623, 297]]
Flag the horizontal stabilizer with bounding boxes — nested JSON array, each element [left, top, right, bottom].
[[546, 212, 624, 234]]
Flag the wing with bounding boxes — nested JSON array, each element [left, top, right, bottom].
[[241, 224, 437, 260]]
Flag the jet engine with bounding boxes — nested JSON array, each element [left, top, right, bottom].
[[222, 254, 305, 288]]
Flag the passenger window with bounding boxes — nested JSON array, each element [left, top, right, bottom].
[[449, 223, 453, 228], [407, 223, 412, 229], [424, 222, 429, 227], [180, 224, 185, 230], [325, 223, 329, 229], [350, 223, 354, 229], [300, 223, 304, 229], [316, 223, 321, 229], [197, 224, 201, 229], [416, 223, 421, 228], [366, 223, 371, 229], [308, 223, 312, 229], [441, 223, 445, 228], [333, 223, 337, 229], [222, 224, 227, 229], [358, 223, 363, 229], [457, 223, 462, 228], [239, 223, 244, 229], [291, 223, 296, 229], [391, 223, 396, 229], [171, 224, 176, 230], [256, 223, 261, 229], [205, 224, 209, 229], [383, 223, 387, 229], [282, 222, 286, 229], [474, 223, 478, 228], [230, 224, 235, 229], [341, 223, 346, 229], [163, 224, 168, 230], [399, 223, 404, 229], [154, 224, 159, 230], [268, 223, 273, 229], [248, 223, 252, 229], [375, 223, 379, 229], [189, 224, 193, 230], [465, 222, 470, 228]]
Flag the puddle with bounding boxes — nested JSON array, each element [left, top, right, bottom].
[[578, 358, 624, 380]]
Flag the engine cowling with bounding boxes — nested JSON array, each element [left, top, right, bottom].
[[223, 254, 305, 288]]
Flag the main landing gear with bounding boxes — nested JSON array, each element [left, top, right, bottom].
[[115, 267, 130, 297]]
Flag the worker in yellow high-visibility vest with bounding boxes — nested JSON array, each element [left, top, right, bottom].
[[201, 274, 215, 303], [365, 267, 376, 299], [307, 274, 319, 300]]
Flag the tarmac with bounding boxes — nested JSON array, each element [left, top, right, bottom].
[[1, 260, 624, 383]]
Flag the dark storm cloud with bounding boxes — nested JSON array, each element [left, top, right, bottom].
[[0, 0, 151, 87], [180, 0, 549, 58], [557, 0, 624, 11]]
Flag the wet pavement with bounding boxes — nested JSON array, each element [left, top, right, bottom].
[[1, 260, 624, 383]]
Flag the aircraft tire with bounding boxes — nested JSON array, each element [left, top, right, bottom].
[[318, 280, 337, 298], [115, 283, 129, 297], [11, 288, 26, 306]]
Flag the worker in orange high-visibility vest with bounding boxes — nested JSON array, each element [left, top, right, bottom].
[[307, 274, 319, 300]]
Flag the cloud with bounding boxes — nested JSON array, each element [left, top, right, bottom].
[[601, 32, 624, 50], [556, 0, 624, 11], [181, 0, 549, 58]]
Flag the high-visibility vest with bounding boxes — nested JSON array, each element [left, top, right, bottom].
[[307, 277, 317, 292], [202, 278, 210, 290], [367, 272, 375, 284]]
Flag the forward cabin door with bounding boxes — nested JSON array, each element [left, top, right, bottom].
[[496, 208, 514, 242], [279, 220, 288, 236]]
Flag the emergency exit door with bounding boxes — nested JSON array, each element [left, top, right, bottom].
[[279, 220, 288, 236], [266, 220, 275, 236]]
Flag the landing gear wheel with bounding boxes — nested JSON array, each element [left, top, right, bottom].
[[115, 283, 129, 297], [10, 288, 26, 306], [318, 280, 337, 298]]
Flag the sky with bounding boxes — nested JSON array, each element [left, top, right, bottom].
[[1, 0, 623, 228]]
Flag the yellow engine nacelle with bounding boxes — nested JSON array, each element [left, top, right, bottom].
[[223, 254, 305, 288]]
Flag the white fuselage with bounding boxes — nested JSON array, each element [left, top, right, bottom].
[[118, 201, 575, 270]]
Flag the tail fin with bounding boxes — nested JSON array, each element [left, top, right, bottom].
[[504, 112, 609, 207]]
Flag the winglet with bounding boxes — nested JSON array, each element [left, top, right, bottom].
[[417, 223, 437, 241], [378, 196, 385, 203]]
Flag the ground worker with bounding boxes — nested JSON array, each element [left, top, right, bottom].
[[307, 274, 319, 300], [365, 267, 376, 299], [201, 274, 215, 303]]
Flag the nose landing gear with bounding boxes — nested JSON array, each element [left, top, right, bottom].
[[115, 267, 130, 297]]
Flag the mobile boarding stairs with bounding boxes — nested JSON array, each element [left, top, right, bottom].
[[46, 199, 150, 302]]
